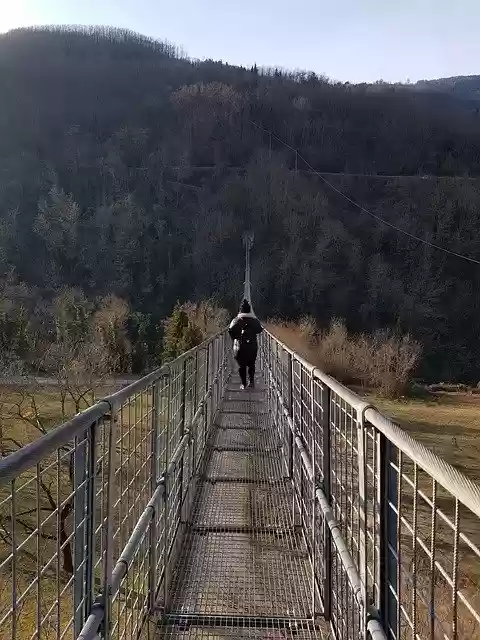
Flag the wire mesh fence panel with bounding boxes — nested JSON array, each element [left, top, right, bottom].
[[0, 331, 229, 640], [6, 324, 480, 640], [261, 329, 480, 640], [0, 407, 107, 640], [362, 424, 480, 640]]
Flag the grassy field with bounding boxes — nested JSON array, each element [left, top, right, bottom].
[[0, 382, 124, 456], [370, 390, 480, 484]]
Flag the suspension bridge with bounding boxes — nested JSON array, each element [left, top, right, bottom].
[[1, 242, 480, 640]]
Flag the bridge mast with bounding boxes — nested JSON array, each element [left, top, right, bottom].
[[243, 232, 254, 309]]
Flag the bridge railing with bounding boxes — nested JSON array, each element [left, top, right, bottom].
[[262, 329, 480, 640], [0, 331, 229, 640]]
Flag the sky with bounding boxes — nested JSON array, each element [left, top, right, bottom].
[[1, 0, 479, 84]]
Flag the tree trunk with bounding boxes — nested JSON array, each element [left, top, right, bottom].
[[60, 500, 74, 574]]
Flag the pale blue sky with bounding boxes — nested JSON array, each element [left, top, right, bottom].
[[1, 1, 479, 83]]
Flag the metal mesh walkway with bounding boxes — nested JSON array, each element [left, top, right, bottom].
[[159, 377, 324, 639]]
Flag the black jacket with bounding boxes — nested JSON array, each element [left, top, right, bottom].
[[228, 312, 263, 360]]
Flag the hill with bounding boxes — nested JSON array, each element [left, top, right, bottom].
[[2, 26, 480, 381], [416, 75, 480, 104]]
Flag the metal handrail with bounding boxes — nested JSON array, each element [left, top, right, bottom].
[[0, 329, 230, 640], [265, 329, 480, 520]]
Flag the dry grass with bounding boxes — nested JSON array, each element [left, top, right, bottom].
[[371, 391, 480, 483], [0, 385, 74, 454], [268, 318, 421, 398], [0, 382, 122, 455]]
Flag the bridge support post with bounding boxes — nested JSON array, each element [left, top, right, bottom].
[[163, 379, 172, 614], [85, 422, 97, 622], [287, 352, 294, 482], [378, 435, 398, 635], [310, 372, 318, 619], [357, 408, 368, 637], [73, 429, 88, 637], [204, 344, 210, 454], [148, 380, 160, 612], [321, 384, 332, 622], [102, 405, 118, 640], [192, 351, 198, 477], [179, 359, 187, 527], [299, 365, 304, 527]]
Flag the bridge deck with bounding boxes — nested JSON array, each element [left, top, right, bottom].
[[159, 377, 324, 639]]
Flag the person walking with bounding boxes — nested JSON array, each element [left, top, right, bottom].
[[228, 299, 263, 389]]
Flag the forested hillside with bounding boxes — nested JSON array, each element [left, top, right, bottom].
[[2, 26, 480, 380], [416, 75, 480, 103]]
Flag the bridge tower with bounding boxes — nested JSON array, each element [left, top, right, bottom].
[[243, 231, 254, 310]]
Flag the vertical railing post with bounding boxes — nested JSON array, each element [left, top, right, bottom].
[[291, 357, 302, 529], [310, 372, 317, 619], [287, 352, 294, 481], [211, 339, 217, 410], [163, 375, 172, 614], [378, 435, 398, 634], [322, 384, 332, 622], [193, 351, 198, 415], [148, 380, 160, 611], [220, 333, 226, 394], [191, 350, 199, 478], [84, 421, 97, 617], [102, 405, 118, 640], [204, 343, 210, 446], [186, 353, 198, 520], [73, 431, 88, 637], [215, 337, 219, 407], [271, 340, 277, 423], [357, 408, 368, 636], [179, 358, 188, 525], [270, 335, 274, 384], [300, 367, 306, 528]]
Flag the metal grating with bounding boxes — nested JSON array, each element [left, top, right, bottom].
[[190, 482, 297, 532], [161, 630, 320, 639], [216, 412, 269, 431], [220, 400, 268, 414], [224, 389, 265, 404], [167, 530, 312, 618], [211, 428, 279, 451], [205, 450, 283, 483], [191, 482, 253, 528], [160, 621, 323, 639], [160, 378, 323, 638]]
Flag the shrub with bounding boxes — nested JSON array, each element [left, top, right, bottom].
[[161, 299, 229, 362], [366, 330, 422, 397], [298, 315, 318, 345], [317, 318, 361, 384], [268, 317, 422, 398]]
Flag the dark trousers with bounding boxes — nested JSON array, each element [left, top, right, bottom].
[[235, 345, 257, 387], [239, 360, 256, 387]]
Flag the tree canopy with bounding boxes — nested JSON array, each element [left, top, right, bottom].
[[2, 26, 480, 380]]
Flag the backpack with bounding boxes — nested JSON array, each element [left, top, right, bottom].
[[233, 324, 254, 356]]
